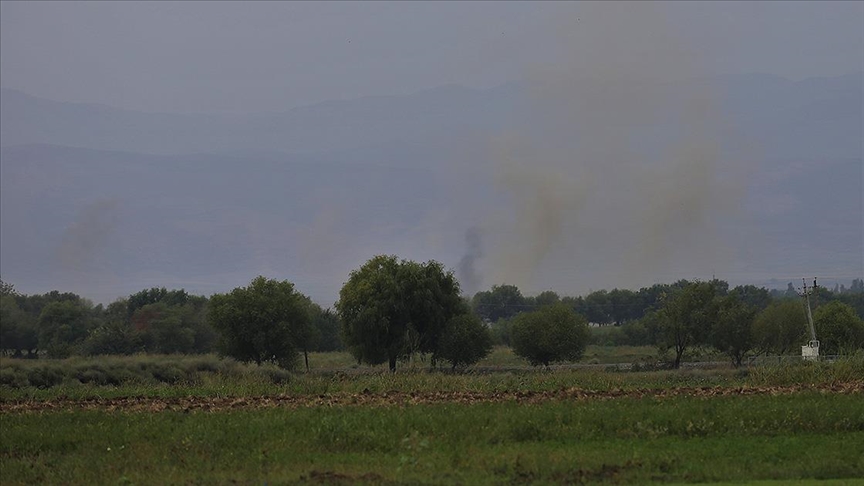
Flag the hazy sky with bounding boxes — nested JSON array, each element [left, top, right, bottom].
[[1, 1, 862, 304], [2, 1, 862, 113]]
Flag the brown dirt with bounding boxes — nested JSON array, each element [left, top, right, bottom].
[[2, 381, 861, 413]]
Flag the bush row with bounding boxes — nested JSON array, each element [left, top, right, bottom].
[[0, 354, 292, 389]]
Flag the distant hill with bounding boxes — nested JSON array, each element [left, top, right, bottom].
[[0, 83, 523, 158], [3, 73, 860, 160], [0, 74, 861, 303]]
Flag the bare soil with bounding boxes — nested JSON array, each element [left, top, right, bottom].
[[2, 381, 861, 413]]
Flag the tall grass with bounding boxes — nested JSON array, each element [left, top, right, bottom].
[[748, 351, 864, 386]]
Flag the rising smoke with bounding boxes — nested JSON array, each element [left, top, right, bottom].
[[57, 198, 120, 271], [475, 2, 747, 294], [457, 226, 484, 295]]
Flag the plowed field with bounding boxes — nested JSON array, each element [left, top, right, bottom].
[[4, 381, 861, 413]]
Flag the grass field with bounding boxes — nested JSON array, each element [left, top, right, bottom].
[[2, 393, 863, 485], [2, 353, 862, 485]]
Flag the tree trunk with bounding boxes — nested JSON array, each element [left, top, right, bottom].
[[389, 356, 397, 373], [673, 350, 683, 369], [304, 349, 309, 372]]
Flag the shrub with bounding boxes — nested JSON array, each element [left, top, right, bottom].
[[435, 314, 493, 369], [510, 304, 589, 366]]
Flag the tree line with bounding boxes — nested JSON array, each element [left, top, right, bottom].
[[1, 269, 862, 370], [478, 279, 864, 367], [0, 280, 343, 364]]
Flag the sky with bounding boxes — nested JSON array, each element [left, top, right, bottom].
[[1, 1, 862, 304], [2, 1, 863, 113]]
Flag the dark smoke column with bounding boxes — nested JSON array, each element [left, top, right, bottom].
[[457, 226, 483, 295]]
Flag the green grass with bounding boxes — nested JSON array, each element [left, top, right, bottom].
[[2, 393, 862, 485], [2, 354, 862, 484]]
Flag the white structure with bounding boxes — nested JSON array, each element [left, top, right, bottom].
[[800, 278, 819, 361], [802, 340, 820, 361]]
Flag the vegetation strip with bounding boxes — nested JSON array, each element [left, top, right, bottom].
[[4, 381, 861, 413]]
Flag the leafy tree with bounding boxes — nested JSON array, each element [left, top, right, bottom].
[[835, 291, 864, 320], [510, 303, 589, 367], [15, 290, 82, 320], [290, 296, 323, 372], [127, 287, 190, 319], [336, 255, 464, 372], [37, 300, 95, 357], [639, 309, 666, 347], [132, 303, 200, 354], [785, 282, 798, 299], [471, 284, 526, 322], [103, 299, 129, 324], [209, 276, 309, 369], [710, 295, 757, 367], [310, 307, 344, 352], [656, 281, 721, 368], [729, 285, 772, 311], [608, 288, 640, 325], [751, 300, 808, 355], [534, 290, 560, 308], [0, 295, 39, 357], [582, 290, 612, 325], [813, 301, 864, 355], [83, 322, 139, 356], [434, 313, 493, 370], [621, 320, 651, 346], [0, 278, 17, 297], [636, 283, 675, 314], [403, 260, 465, 359]]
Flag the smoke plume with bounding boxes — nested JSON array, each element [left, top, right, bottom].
[[57, 199, 119, 271], [481, 2, 746, 294], [457, 226, 484, 295]]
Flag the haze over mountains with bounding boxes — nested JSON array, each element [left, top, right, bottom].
[[1, 72, 861, 304]]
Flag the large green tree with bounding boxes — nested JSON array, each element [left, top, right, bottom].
[[608, 288, 640, 325], [471, 284, 526, 322], [37, 300, 96, 358], [126, 288, 191, 319], [656, 281, 722, 368], [728, 285, 773, 311], [510, 303, 589, 367], [582, 290, 612, 325], [131, 302, 215, 354], [336, 255, 464, 372], [710, 295, 757, 367], [534, 290, 561, 308], [751, 300, 808, 355], [813, 301, 864, 355], [209, 276, 310, 369], [0, 295, 38, 357], [83, 321, 139, 356]]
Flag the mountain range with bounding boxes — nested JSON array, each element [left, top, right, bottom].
[[1, 73, 861, 304]]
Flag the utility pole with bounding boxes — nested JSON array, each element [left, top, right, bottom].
[[799, 277, 819, 361]]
